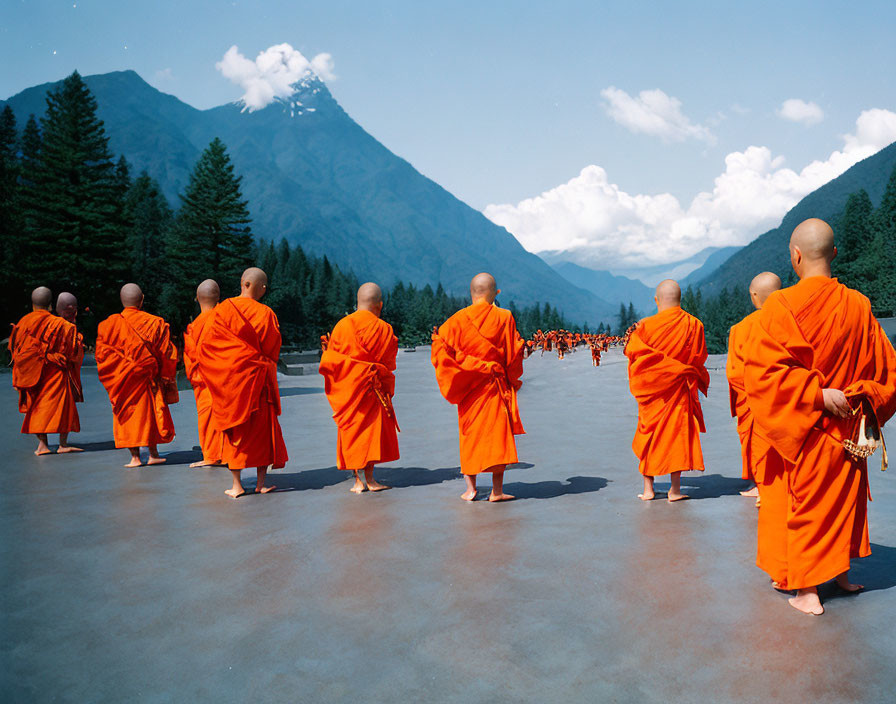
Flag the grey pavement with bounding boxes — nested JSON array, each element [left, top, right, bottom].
[[2, 347, 895, 703]]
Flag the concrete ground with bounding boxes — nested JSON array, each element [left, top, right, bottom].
[[2, 346, 895, 704]]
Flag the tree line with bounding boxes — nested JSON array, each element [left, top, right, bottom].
[[0, 71, 583, 349]]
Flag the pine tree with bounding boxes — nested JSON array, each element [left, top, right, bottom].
[[24, 71, 127, 320], [868, 165, 896, 315], [165, 137, 254, 331], [124, 172, 173, 311], [0, 106, 22, 325]]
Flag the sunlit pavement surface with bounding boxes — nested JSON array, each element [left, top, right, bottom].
[[3, 347, 895, 703]]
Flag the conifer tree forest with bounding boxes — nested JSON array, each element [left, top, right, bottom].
[[1, 71, 894, 356]]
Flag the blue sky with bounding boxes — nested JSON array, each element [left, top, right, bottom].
[[3, 0, 895, 269]]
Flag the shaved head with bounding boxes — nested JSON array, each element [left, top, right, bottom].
[[31, 286, 52, 310], [56, 292, 78, 322], [790, 218, 836, 279], [120, 283, 144, 308], [748, 272, 782, 309], [196, 279, 220, 303], [357, 282, 383, 315], [655, 279, 681, 311], [240, 267, 268, 300], [470, 272, 498, 303]]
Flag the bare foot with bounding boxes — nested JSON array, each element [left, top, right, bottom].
[[740, 486, 759, 498], [350, 481, 368, 494], [225, 487, 247, 499], [668, 492, 690, 502], [367, 482, 391, 492], [124, 458, 143, 468], [255, 485, 276, 494], [146, 457, 166, 466], [488, 492, 515, 502], [34, 448, 53, 456], [190, 460, 222, 468], [789, 589, 824, 615], [461, 490, 477, 501], [835, 574, 864, 593], [637, 491, 655, 501], [57, 446, 83, 453]]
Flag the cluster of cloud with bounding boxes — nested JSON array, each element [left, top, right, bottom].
[[216, 43, 336, 111], [484, 108, 896, 269], [777, 98, 824, 125], [600, 86, 715, 143]]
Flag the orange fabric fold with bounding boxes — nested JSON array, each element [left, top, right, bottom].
[[183, 310, 225, 464], [625, 306, 709, 476], [195, 297, 288, 470], [726, 310, 779, 483], [9, 310, 82, 434], [431, 301, 525, 475], [744, 277, 896, 589], [319, 309, 400, 470], [96, 307, 177, 448]]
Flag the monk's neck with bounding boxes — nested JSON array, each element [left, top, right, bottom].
[[799, 268, 832, 281], [199, 303, 217, 314], [31, 307, 51, 314], [656, 303, 680, 314]]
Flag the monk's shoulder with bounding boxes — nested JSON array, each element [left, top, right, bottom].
[[836, 280, 873, 313]]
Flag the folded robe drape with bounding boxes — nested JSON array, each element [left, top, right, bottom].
[[319, 309, 400, 470], [195, 297, 288, 470], [744, 276, 896, 590], [184, 309, 225, 464], [9, 310, 82, 434], [625, 306, 709, 477], [431, 301, 525, 475], [96, 307, 177, 448]]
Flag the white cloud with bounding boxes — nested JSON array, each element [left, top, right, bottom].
[[484, 108, 896, 272], [154, 68, 173, 82], [600, 86, 715, 143], [777, 98, 824, 126], [216, 43, 335, 111]]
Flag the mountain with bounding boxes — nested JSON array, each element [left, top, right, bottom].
[[680, 246, 741, 288], [541, 245, 739, 287], [548, 262, 656, 315], [2, 70, 613, 324], [697, 141, 896, 295]]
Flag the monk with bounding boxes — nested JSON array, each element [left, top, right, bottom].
[[183, 279, 225, 468], [319, 282, 399, 493], [625, 279, 709, 502], [432, 273, 525, 502], [744, 218, 896, 615], [726, 272, 782, 501], [9, 287, 83, 455], [196, 268, 288, 498], [96, 284, 178, 467]]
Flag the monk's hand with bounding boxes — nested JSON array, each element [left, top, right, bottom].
[[822, 388, 850, 418]]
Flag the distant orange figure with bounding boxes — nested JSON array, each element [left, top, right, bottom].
[[320, 333, 330, 352], [744, 219, 896, 615], [726, 272, 782, 502], [432, 273, 525, 502], [96, 284, 178, 467], [625, 280, 709, 502], [9, 287, 83, 455], [196, 268, 288, 498], [319, 282, 399, 493], [183, 280, 225, 468]]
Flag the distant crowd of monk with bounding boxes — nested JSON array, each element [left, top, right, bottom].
[[525, 329, 628, 364], [8, 218, 895, 616]]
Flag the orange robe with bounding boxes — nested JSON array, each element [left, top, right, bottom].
[[744, 276, 896, 590], [183, 310, 225, 464], [319, 309, 400, 470], [9, 310, 82, 434], [431, 301, 525, 475], [195, 297, 288, 470], [96, 307, 177, 448], [625, 306, 709, 476]]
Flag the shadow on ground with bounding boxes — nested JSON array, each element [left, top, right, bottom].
[[270, 465, 464, 492], [68, 440, 117, 452], [676, 473, 751, 499], [504, 475, 609, 500]]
